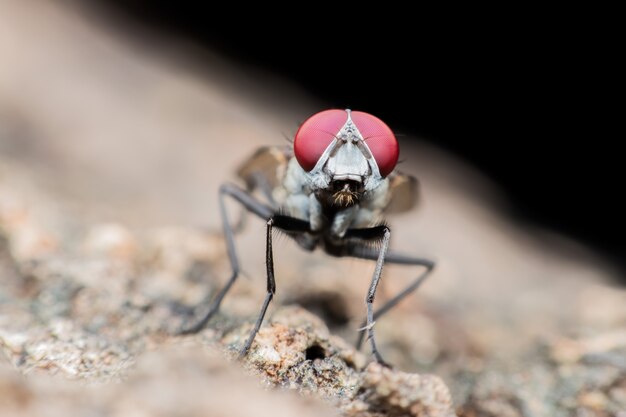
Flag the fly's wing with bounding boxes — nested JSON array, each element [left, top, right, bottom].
[[236, 146, 292, 193], [384, 170, 419, 214]]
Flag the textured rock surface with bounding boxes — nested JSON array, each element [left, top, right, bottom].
[[0, 167, 454, 416], [0, 346, 337, 417], [1, 1, 625, 416]]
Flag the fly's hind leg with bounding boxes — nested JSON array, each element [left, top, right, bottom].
[[177, 183, 273, 334]]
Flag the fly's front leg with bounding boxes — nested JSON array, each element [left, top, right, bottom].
[[344, 243, 435, 351], [239, 213, 310, 357], [239, 218, 275, 357], [343, 225, 392, 365], [365, 227, 391, 365], [340, 226, 436, 365]]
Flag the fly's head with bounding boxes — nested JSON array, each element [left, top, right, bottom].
[[293, 109, 399, 208]]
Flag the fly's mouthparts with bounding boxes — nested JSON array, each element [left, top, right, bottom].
[[331, 180, 362, 207], [332, 189, 357, 207]]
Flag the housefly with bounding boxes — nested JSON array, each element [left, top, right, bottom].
[[181, 109, 435, 365]]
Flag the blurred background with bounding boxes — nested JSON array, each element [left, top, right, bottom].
[[1, 1, 624, 416], [92, 0, 624, 275], [1, 0, 622, 272]]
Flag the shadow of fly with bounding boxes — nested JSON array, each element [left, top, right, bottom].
[[181, 109, 435, 365]]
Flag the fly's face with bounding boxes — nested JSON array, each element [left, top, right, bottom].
[[293, 109, 399, 207]]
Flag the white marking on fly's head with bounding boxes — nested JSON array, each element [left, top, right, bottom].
[[325, 141, 369, 181], [307, 109, 383, 191]]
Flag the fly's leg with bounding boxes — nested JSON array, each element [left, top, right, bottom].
[[232, 171, 276, 233], [239, 218, 275, 357], [178, 183, 312, 360], [343, 241, 435, 352], [178, 183, 273, 334], [341, 225, 392, 365], [239, 213, 311, 357]]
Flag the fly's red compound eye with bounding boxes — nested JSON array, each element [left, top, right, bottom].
[[294, 109, 399, 177], [351, 111, 399, 177], [294, 109, 348, 171]]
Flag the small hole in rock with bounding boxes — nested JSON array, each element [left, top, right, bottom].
[[305, 344, 327, 361]]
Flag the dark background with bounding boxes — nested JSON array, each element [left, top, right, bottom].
[[93, 2, 623, 274]]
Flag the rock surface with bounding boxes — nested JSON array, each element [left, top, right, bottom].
[[0, 177, 454, 416]]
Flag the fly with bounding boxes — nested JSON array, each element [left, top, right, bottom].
[[180, 109, 435, 365]]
